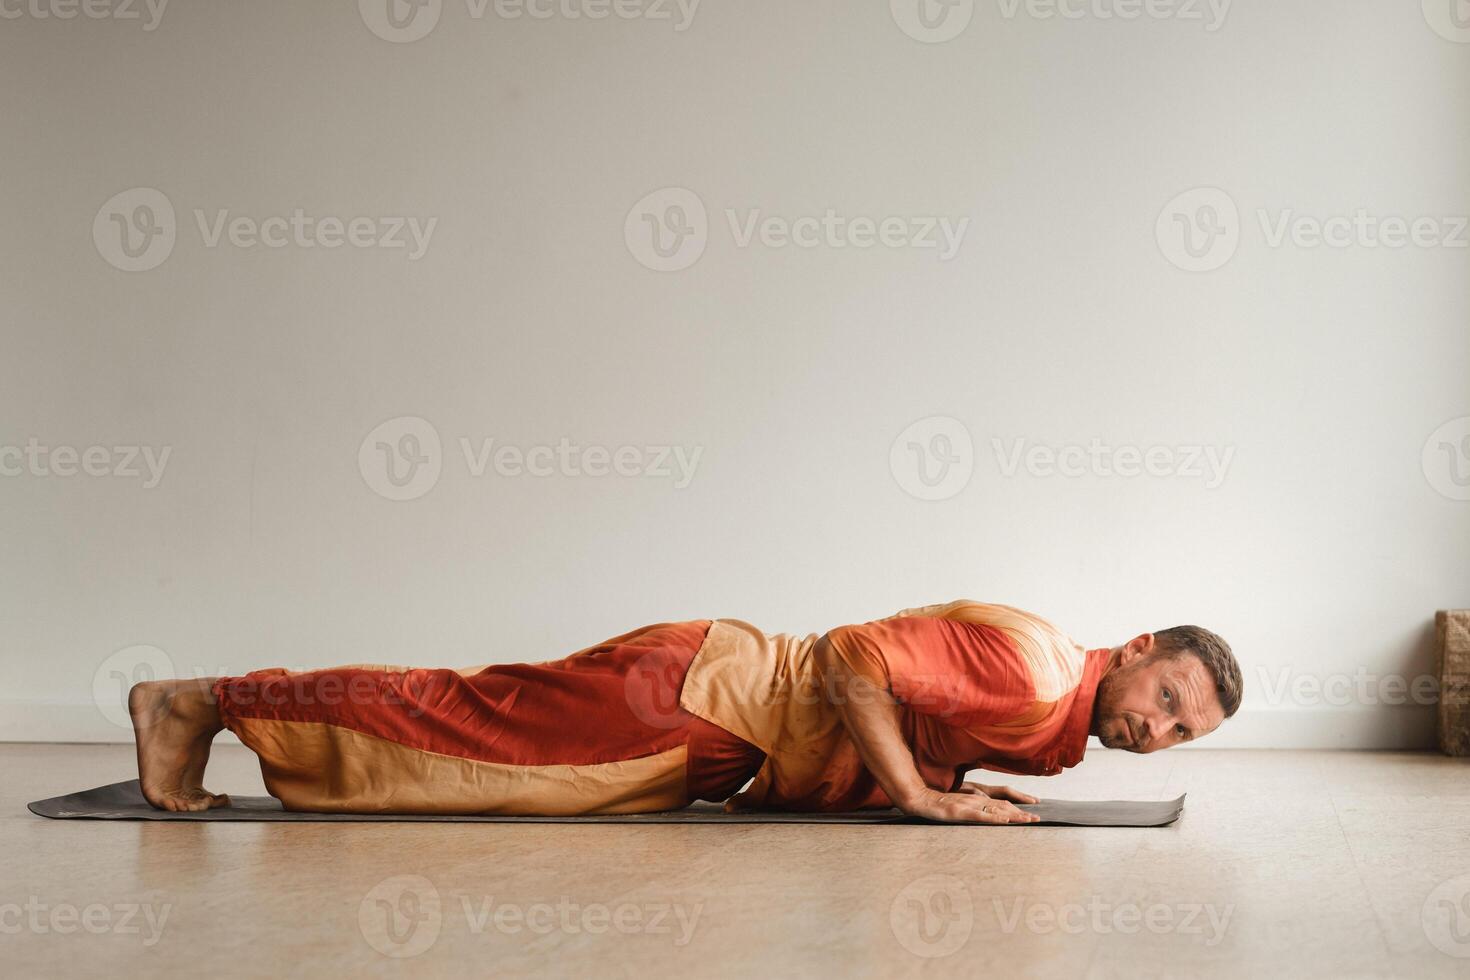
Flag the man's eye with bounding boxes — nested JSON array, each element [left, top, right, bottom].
[[1175, 724, 1186, 738], [1162, 689, 1172, 703]]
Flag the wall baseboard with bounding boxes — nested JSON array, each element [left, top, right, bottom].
[[0, 701, 1438, 751]]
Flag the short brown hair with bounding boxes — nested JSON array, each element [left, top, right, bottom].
[[1152, 625, 1243, 718]]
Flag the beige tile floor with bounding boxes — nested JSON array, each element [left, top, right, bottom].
[[3, 744, 1469, 979]]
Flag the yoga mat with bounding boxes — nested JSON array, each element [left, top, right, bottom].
[[29, 781, 1185, 827]]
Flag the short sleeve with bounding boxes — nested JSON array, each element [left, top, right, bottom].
[[823, 615, 1037, 727]]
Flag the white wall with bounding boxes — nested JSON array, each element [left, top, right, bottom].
[[1, 1, 1467, 748]]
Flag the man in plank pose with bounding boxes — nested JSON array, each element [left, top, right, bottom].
[[128, 600, 1242, 824]]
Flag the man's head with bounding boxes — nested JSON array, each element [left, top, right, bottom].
[[1091, 625, 1242, 753]]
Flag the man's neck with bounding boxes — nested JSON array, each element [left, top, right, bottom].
[[1088, 646, 1124, 736]]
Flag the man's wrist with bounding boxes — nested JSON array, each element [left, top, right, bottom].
[[892, 784, 936, 812]]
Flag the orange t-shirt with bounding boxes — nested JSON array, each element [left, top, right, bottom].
[[678, 601, 1111, 811]]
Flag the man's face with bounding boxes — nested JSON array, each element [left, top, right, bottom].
[[1092, 636, 1227, 753]]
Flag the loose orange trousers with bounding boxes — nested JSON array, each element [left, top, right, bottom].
[[212, 620, 766, 815]]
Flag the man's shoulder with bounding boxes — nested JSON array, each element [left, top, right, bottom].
[[892, 599, 1069, 637], [894, 599, 1087, 700]]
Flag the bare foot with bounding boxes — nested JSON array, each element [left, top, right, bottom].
[[129, 678, 231, 812]]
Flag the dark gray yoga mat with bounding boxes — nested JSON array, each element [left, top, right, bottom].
[[29, 780, 1185, 827]]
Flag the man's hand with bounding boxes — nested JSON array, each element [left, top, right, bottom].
[[900, 783, 1040, 824]]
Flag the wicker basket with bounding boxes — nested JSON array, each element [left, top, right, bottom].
[[1437, 610, 1470, 756]]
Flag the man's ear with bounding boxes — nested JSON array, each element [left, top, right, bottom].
[[1117, 633, 1156, 666]]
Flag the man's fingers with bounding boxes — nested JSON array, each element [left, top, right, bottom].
[[980, 784, 1039, 805], [956, 801, 1012, 825], [990, 800, 1038, 823], [919, 788, 1040, 823], [958, 797, 1038, 825]]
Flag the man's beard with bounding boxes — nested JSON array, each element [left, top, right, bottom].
[[1091, 664, 1138, 751]]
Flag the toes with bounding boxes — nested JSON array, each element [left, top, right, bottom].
[[146, 788, 229, 812]]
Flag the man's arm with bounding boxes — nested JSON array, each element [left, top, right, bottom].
[[812, 632, 1038, 824]]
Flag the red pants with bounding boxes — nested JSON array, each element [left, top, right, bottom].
[[213, 620, 765, 814]]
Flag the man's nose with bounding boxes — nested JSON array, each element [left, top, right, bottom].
[[1142, 715, 1166, 749]]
